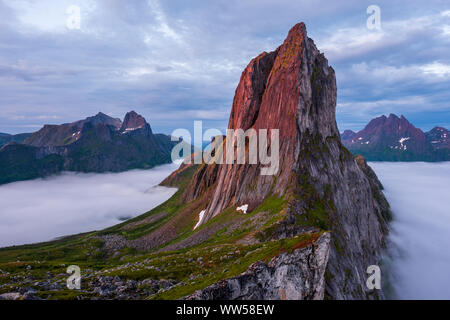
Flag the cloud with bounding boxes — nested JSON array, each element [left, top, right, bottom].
[[0, 163, 179, 247], [0, 0, 449, 134], [420, 62, 450, 77], [370, 162, 450, 299]]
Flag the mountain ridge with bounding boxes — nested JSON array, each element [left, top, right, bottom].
[[341, 114, 449, 161], [0, 132, 31, 147], [0, 111, 182, 185]]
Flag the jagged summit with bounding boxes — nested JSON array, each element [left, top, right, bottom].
[[191, 22, 338, 222], [120, 111, 150, 132], [163, 22, 391, 299], [0, 111, 178, 184], [426, 126, 450, 150], [342, 114, 448, 161]]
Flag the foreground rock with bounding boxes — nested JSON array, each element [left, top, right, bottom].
[[187, 233, 330, 300]]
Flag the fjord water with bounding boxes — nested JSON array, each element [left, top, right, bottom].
[[370, 162, 450, 299], [0, 163, 179, 248]]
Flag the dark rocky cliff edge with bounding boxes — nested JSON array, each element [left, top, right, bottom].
[[166, 22, 392, 300]]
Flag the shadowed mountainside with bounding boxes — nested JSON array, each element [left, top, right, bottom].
[[0, 111, 182, 185]]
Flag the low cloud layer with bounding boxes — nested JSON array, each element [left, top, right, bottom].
[[371, 162, 450, 299], [0, 163, 179, 248]]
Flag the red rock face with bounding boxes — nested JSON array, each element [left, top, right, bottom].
[[181, 22, 338, 223], [120, 111, 148, 132], [252, 23, 305, 138], [228, 50, 278, 132], [228, 23, 306, 138], [160, 23, 392, 299]]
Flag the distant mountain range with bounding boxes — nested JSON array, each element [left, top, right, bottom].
[[0, 132, 31, 147], [341, 114, 449, 161], [0, 111, 186, 185]]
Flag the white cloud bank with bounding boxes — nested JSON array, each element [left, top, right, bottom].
[[0, 163, 179, 248], [370, 162, 450, 299]]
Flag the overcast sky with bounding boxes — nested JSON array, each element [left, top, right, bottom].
[[0, 0, 449, 135]]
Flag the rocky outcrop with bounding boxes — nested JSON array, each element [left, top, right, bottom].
[[174, 22, 392, 299], [120, 111, 148, 132], [183, 22, 340, 222], [187, 233, 330, 300], [341, 114, 449, 161]]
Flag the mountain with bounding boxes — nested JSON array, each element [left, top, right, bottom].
[[426, 126, 450, 150], [0, 23, 391, 300], [0, 111, 182, 185], [0, 132, 31, 147], [341, 114, 449, 161], [24, 112, 122, 147], [162, 22, 391, 300]]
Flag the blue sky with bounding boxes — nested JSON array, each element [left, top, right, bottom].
[[0, 0, 449, 135]]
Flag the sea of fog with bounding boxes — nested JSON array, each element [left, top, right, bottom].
[[1, 161, 449, 299], [0, 163, 179, 248], [370, 162, 450, 300]]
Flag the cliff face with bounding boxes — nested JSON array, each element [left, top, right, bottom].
[[187, 233, 330, 300], [178, 23, 391, 299], [184, 23, 338, 221]]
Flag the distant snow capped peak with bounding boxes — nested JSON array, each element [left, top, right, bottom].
[[342, 114, 449, 161]]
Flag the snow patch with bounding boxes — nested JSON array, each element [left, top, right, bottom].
[[194, 210, 206, 230], [121, 125, 144, 134], [236, 204, 249, 214], [398, 137, 410, 150]]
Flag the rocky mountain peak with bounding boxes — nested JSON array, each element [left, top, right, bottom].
[[120, 111, 149, 132], [341, 114, 449, 161], [426, 126, 450, 150], [341, 129, 356, 140], [86, 112, 122, 129], [164, 22, 392, 299], [188, 22, 340, 221]]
